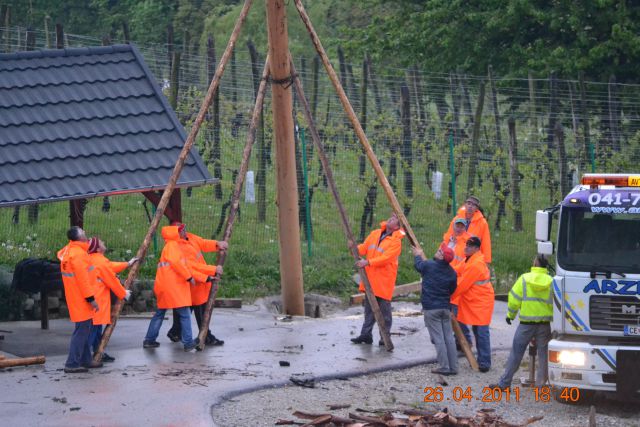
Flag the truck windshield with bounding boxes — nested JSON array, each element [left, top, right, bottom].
[[557, 208, 640, 273]]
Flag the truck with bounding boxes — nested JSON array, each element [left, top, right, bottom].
[[536, 173, 640, 402]]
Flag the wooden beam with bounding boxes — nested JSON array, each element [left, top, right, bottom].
[[266, 0, 305, 316], [0, 355, 45, 368]]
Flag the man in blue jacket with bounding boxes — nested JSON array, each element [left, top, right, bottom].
[[412, 243, 458, 375]]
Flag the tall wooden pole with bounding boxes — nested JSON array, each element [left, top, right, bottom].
[[197, 57, 271, 350], [266, 0, 305, 315], [293, 0, 477, 368], [93, 0, 255, 362], [291, 59, 393, 350]]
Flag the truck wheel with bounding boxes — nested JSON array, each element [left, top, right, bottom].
[[553, 387, 595, 405]]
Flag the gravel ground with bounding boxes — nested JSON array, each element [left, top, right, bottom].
[[212, 351, 639, 427]]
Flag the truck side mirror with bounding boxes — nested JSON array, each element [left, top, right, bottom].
[[535, 210, 551, 242], [537, 241, 554, 255]]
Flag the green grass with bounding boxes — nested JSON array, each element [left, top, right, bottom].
[[0, 128, 554, 302]]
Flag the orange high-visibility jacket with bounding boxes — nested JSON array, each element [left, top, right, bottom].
[[453, 251, 494, 326], [89, 252, 127, 325], [184, 232, 220, 306], [357, 221, 405, 301], [443, 230, 471, 276], [57, 240, 95, 322], [154, 226, 208, 309], [443, 207, 492, 263]]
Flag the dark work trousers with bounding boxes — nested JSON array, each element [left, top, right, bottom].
[[65, 319, 93, 368], [169, 305, 212, 338], [359, 296, 392, 339]]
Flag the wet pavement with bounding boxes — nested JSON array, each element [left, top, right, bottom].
[[0, 301, 512, 426]]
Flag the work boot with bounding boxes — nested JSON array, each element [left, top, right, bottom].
[[166, 331, 181, 343], [101, 353, 115, 363], [378, 339, 386, 346], [350, 335, 373, 344], [64, 366, 88, 374], [205, 334, 224, 346], [143, 340, 160, 348]]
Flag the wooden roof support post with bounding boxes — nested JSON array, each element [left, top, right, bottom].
[[290, 59, 393, 351], [266, 0, 305, 316], [197, 57, 270, 350], [93, 0, 254, 362], [293, 0, 477, 368]]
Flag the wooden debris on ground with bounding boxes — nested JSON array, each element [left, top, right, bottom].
[[282, 407, 544, 426], [0, 355, 45, 368]]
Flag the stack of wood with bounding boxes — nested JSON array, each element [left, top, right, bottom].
[[0, 353, 46, 369], [276, 408, 543, 426]]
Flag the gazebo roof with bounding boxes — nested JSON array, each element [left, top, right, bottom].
[[0, 44, 213, 207]]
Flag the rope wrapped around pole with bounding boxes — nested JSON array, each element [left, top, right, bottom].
[[93, 0, 255, 362]]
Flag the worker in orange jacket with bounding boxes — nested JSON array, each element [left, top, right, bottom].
[[143, 224, 211, 352], [351, 213, 405, 346], [87, 237, 137, 363], [57, 226, 101, 373], [444, 217, 471, 274], [451, 236, 495, 372], [166, 223, 227, 346], [443, 196, 492, 264]]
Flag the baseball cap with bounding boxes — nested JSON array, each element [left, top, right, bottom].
[[439, 243, 454, 263], [454, 218, 467, 226], [466, 236, 481, 248]]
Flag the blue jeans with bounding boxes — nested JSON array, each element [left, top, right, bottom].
[[144, 307, 194, 348], [65, 319, 93, 368], [450, 304, 473, 347], [89, 325, 103, 353], [472, 325, 491, 370], [498, 323, 551, 387]]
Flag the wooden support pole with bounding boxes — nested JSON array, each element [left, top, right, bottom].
[[94, 0, 254, 362], [266, 0, 305, 316], [55, 23, 64, 49], [0, 355, 45, 368], [197, 57, 270, 350], [293, 0, 477, 367], [290, 59, 393, 350]]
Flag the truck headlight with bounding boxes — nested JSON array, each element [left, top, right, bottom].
[[554, 350, 585, 366]]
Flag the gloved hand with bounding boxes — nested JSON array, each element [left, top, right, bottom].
[[124, 290, 132, 301], [187, 277, 195, 286], [127, 257, 140, 267], [505, 317, 512, 325], [90, 300, 99, 312], [216, 265, 224, 276], [217, 241, 228, 251]]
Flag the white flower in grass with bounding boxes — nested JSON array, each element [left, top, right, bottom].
[[32, 233, 37, 237], [126, 250, 132, 255], [26, 235, 32, 240], [118, 228, 123, 233]]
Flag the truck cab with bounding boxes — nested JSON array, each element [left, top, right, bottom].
[[536, 173, 640, 401]]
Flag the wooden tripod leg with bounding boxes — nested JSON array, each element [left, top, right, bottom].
[[451, 316, 479, 371], [290, 59, 393, 351], [197, 58, 271, 350]]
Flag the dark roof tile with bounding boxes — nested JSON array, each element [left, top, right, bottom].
[[0, 44, 212, 207]]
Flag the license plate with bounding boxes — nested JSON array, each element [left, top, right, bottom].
[[623, 325, 640, 336]]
